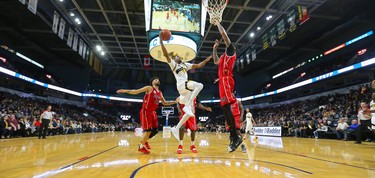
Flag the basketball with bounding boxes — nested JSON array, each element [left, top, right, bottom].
[[160, 29, 172, 41]]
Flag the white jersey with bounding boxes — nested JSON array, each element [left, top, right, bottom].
[[246, 112, 253, 124], [245, 112, 253, 133], [168, 60, 193, 87]]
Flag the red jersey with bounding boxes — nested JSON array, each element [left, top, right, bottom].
[[142, 87, 163, 111], [218, 52, 236, 78]]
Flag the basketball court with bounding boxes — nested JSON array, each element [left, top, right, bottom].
[[152, 11, 199, 33], [0, 132, 374, 177], [0, 0, 375, 178]]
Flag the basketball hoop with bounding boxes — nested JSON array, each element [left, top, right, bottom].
[[203, 0, 228, 25]]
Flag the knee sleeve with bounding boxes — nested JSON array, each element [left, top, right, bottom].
[[149, 128, 158, 139], [195, 82, 203, 90]]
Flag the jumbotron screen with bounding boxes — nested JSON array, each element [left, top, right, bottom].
[[151, 0, 201, 33]]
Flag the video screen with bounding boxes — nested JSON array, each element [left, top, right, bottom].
[[151, 0, 201, 33]]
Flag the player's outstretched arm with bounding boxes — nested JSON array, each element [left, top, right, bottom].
[[197, 103, 212, 112], [216, 23, 231, 48], [116, 86, 152, 95], [213, 39, 220, 65], [160, 95, 177, 106], [159, 32, 171, 63], [192, 55, 212, 69]]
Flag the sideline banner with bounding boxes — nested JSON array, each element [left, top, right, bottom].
[[253, 126, 282, 137]]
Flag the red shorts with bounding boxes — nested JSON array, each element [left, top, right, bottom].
[[230, 102, 241, 129], [140, 108, 158, 131], [233, 114, 241, 129], [219, 76, 236, 106], [179, 104, 197, 131]]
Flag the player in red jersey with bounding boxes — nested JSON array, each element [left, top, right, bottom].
[[176, 98, 212, 154], [117, 77, 177, 154], [212, 22, 243, 152]]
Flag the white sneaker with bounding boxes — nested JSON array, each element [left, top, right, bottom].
[[183, 105, 194, 117], [171, 127, 180, 141]]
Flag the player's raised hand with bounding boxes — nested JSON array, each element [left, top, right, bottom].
[[213, 39, 219, 49], [205, 55, 212, 61]]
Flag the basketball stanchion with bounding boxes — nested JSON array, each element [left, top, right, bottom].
[[162, 111, 171, 138]]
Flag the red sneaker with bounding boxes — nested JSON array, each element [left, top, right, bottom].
[[177, 145, 183, 154], [145, 142, 151, 149], [138, 146, 150, 154], [190, 145, 198, 153]]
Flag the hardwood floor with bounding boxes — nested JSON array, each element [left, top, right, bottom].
[[0, 132, 374, 178]]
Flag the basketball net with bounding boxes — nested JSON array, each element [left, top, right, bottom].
[[203, 0, 228, 25]]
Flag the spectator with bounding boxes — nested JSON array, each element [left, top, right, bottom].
[[9, 114, 20, 138], [336, 118, 349, 140], [314, 123, 328, 138], [0, 115, 13, 138], [300, 120, 308, 138], [307, 120, 316, 138], [344, 120, 359, 141], [292, 120, 300, 137]]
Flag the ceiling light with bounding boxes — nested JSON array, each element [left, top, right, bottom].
[[77, 21, 81, 25], [257, 27, 261, 31], [100, 51, 105, 56], [250, 32, 255, 38], [266, 15, 273, 21], [75, 18, 80, 22], [59, 0, 64, 2], [70, 12, 75, 17], [96, 45, 102, 51]]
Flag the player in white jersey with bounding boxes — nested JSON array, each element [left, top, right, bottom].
[[242, 108, 256, 137], [159, 31, 212, 140]]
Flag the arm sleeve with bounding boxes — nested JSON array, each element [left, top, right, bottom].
[[185, 62, 193, 71], [168, 60, 176, 71]]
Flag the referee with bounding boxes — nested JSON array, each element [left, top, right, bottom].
[[39, 105, 53, 139], [355, 102, 371, 144]]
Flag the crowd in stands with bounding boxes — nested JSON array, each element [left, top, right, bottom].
[[250, 85, 374, 142], [0, 91, 125, 139]]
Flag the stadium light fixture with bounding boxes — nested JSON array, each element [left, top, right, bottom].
[[70, 12, 74, 17], [100, 51, 105, 56], [250, 32, 255, 38], [257, 27, 261, 31], [96, 45, 102, 51]]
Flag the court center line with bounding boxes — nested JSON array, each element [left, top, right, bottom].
[[256, 146, 375, 171], [59, 145, 119, 170], [197, 156, 313, 174], [129, 156, 312, 177], [130, 161, 166, 178]]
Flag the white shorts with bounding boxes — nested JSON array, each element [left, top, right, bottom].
[[177, 81, 196, 105], [245, 123, 253, 133]]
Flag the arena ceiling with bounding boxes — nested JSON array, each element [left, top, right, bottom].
[[0, 0, 374, 85]]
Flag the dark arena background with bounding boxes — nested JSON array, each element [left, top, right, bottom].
[[0, 0, 374, 177]]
